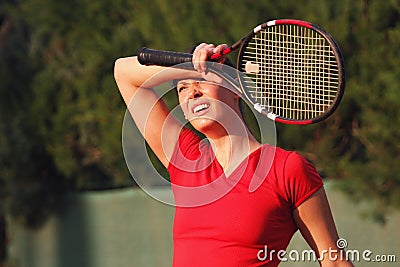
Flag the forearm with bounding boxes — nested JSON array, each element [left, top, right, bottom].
[[294, 188, 355, 267], [114, 56, 201, 90]]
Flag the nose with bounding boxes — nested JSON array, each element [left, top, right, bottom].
[[187, 82, 202, 99]]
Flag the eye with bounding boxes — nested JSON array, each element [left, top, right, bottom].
[[177, 85, 187, 93]]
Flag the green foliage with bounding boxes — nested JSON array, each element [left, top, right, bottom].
[[16, 0, 135, 189], [336, 0, 400, 222], [0, 0, 399, 228], [0, 5, 65, 228]]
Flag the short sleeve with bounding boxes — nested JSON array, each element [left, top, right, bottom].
[[283, 152, 324, 208], [167, 128, 202, 172]]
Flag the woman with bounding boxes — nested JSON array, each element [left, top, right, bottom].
[[114, 43, 354, 266]]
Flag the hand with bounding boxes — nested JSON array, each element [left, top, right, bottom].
[[192, 43, 228, 73]]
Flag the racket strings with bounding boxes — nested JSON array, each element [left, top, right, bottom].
[[241, 24, 340, 120]]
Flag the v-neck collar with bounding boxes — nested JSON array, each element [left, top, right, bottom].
[[213, 144, 264, 179]]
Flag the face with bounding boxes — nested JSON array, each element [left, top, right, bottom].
[[176, 78, 241, 135]]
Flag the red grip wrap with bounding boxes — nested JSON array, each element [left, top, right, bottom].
[[209, 47, 232, 60]]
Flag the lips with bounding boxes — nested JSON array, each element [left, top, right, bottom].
[[193, 103, 210, 114], [190, 101, 211, 116]]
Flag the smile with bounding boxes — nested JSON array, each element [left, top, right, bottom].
[[193, 103, 210, 114]]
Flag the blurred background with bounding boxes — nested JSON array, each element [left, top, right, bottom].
[[0, 0, 399, 266]]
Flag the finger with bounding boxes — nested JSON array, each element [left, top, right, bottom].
[[213, 44, 228, 54], [213, 44, 229, 63], [201, 44, 215, 72], [193, 43, 215, 73], [198, 48, 212, 73], [193, 43, 209, 72]]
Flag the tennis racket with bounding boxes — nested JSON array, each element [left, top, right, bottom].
[[137, 19, 345, 125]]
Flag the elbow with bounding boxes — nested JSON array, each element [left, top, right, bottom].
[[114, 56, 141, 87], [114, 57, 126, 83]]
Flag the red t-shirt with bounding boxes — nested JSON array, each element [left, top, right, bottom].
[[167, 128, 323, 267]]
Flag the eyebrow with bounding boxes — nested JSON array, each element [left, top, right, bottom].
[[176, 78, 206, 85]]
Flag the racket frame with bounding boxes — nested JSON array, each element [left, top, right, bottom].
[[236, 19, 346, 125]]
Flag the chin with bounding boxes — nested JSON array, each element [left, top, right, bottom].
[[190, 117, 225, 135]]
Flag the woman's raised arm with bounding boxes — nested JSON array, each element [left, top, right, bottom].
[[114, 56, 201, 167]]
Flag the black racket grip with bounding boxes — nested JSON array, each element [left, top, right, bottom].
[[137, 47, 193, 68]]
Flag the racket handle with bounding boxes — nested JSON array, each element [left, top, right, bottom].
[[137, 47, 193, 67]]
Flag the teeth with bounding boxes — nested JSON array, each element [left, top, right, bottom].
[[193, 103, 209, 113]]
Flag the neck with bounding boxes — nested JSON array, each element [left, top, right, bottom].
[[207, 127, 260, 175]]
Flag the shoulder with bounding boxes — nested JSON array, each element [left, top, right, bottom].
[[283, 151, 319, 180], [167, 127, 209, 172], [268, 146, 312, 173], [267, 146, 323, 208], [176, 127, 205, 155], [264, 145, 296, 170]]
